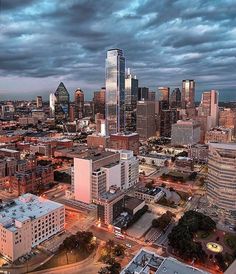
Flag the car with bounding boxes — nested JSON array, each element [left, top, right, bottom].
[[126, 243, 132, 248]]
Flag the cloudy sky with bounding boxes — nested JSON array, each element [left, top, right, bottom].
[[0, 0, 236, 101]]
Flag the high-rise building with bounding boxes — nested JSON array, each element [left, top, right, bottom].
[[158, 87, 170, 102], [181, 80, 195, 109], [49, 93, 56, 116], [158, 109, 178, 137], [205, 127, 232, 144], [219, 108, 236, 137], [138, 87, 149, 101], [171, 120, 201, 146], [74, 88, 84, 119], [54, 82, 70, 121], [105, 49, 125, 135], [73, 150, 138, 204], [170, 88, 181, 108], [93, 87, 106, 117], [137, 100, 156, 140], [125, 68, 138, 131], [207, 143, 236, 225], [198, 90, 219, 129], [36, 96, 43, 108]]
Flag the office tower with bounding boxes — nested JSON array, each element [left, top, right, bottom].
[[74, 88, 84, 119], [69, 103, 75, 122], [0, 193, 64, 262], [148, 91, 156, 101], [181, 80, 195, 109], [137, 100, 156, 140], [198, 90, 219, 129], [93, 87, 106, 117], [219, 108, 236, 136], [158, 87, 170, 102], [207, 143, 236, 225], [49, 93, 56, 116], [170, 88, 181, 108], [36, 96, 43, 108], [110, 132, 139, 155], [54, 82, 70, 121], [84, 101, 94, 117], [73, 150, 138, 204], [105, 49, 125, 135], [138, 87, 149, 101], [171, 120, 201, 146], [205, 127, 232, 143], [125, 68, 138, 131], [159, 109, 178, 137]]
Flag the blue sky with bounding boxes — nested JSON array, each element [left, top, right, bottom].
[[0, 0, 236, 101]]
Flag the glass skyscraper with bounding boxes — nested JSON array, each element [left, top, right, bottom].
[[105, 49, 125, 135], [54, 82, 70, 121]]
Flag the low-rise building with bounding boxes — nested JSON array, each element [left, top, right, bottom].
[[0, 148, 20, 159], [175, 156, 194, 171], [188, 144, 208, 163], [87, 134, 110, 149], [124, 196, 145, 215], [109, 132, 139, 155], [138, 153, 171, 167], [121, 248, 209, 274], [205, 127, 232, 143], [134, 187, 164, 203], [11, 165, 53, 194], [0, 193, 65, 261]]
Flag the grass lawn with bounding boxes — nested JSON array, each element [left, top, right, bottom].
[[224, 233, 236, 250], [36, 248, 91, 271]]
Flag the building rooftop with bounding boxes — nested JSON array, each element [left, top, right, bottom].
[[110, 132, 139, 137], [82, 150, 117, 161], [0, 193, 63, 232], [121, 248, 209, 274], [209, 142, 236, 150], [124, 196, 144, 211], [0, 148, 19, 153], [97, 186, 124, 202], [136, 187, 162, 197]]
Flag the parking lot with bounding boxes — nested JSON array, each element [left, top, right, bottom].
[[126, 212, 156, 239]]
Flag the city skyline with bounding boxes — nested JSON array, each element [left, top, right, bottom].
[[1, 0, 236, 101]]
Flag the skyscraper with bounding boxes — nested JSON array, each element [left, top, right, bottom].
[[207, 143, 236, 225], [181, 80, 195, 109], [170, 88, 181, 108], [138, 87, 149, 101], [49, 93, 56, 116], [219, 108, 236, 137], [36, 96, 43, 108], [54, 82, 70, 121], [198, 90, 219, 130], [125, 68, 138, 131], [105, 49, 125, 135], [93, 87, 106, 118], [74, 88, 84, 119], [137, 100, 156, 140], [158, 87, 170, 102]]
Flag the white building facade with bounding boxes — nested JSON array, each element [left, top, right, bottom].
[[0, 194, 65, 261]]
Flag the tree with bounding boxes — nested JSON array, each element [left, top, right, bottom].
[[113, 244, 125, 257], [152, 211, 173, 231]]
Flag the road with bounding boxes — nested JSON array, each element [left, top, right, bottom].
[[154, 222, 175, 246]]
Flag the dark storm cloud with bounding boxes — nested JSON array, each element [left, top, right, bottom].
[[0, 0, 236, 101]]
